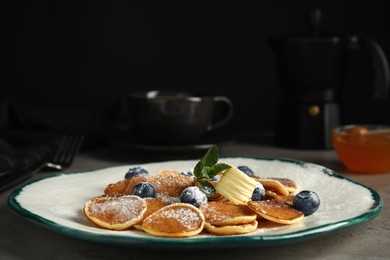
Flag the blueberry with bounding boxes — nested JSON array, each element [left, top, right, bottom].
[[237, 165, 254, 177], [124, 167, 148, 179], [293, 190, 320, 216], [180, 171, 194, 178], [180, 186, 208, 208], [251, 182, 265, 201], [132, 182, 156, 198]]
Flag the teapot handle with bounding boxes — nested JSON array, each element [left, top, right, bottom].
[[349, 35, 390, 99]]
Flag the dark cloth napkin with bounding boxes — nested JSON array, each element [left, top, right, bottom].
[[0, 95, 126, 191], [0, 97, 107, 191], [0, 129, 64, 191]]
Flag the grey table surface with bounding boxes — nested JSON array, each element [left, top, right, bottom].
[[1, 135, 389, 260]]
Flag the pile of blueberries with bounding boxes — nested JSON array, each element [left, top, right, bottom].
[[124, 165, 320, 216]]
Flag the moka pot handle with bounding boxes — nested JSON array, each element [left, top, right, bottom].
[[349, 35, 390, 99]]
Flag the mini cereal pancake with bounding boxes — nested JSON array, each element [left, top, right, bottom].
[[133, 197, 170, 231], [126, 175, 195, 197], [142, 203, 205, 237], [200, 201, 257, 226], [104, 174, 195, 198], [268, 178, 298, 193], [204, 221, 258, 235], [83, 195, 147, 230], [104, 175, 151, 196], [247, 200, 304, 225], [150, 175, 196, 197], [157, 169, 180, 176], [207, 192, 227, 201], [104, 179, 129, 196], [252, 177, 289, 196], [265, 191, 295, 206]]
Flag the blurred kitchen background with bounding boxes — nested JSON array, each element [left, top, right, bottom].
[[1, 0, 390, 149]]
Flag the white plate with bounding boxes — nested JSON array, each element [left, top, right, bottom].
[[8, 157, 382, 249]]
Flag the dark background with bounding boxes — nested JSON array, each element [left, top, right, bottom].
[[1, 0, 390, 147]]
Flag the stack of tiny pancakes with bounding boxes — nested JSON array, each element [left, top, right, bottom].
[[84, 170, 305, 237], [248, 176, 304, 225], [200, 201, 258, 235]]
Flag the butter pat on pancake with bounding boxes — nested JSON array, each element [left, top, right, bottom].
[[215, 166, 258, 205]]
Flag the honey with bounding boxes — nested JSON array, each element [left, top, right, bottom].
[[332, 125, 390, 173]]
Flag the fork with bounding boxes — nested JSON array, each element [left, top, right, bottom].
[[46, 134, 84, 170]]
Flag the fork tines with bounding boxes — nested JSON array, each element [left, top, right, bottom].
[[46, 134, 84, 170]]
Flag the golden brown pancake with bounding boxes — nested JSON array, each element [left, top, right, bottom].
[[133, 197, 170, 231], [83, 195, 147, 230], [265, 191, 295, 206], [142, 203, 205, 237], [251, 177, 289, 196], [157, 169, 181, 176], [104, 174, 195, 198], [204, 220, 258, 235], [247, 200, 304, 225], [200, 201, 257, 226], [267, 178, 298, 193], [104, 179, 129, 196]]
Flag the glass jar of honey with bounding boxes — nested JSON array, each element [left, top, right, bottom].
[[332, 125, 390, 173]]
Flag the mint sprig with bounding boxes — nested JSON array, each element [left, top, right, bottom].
[[193, 146, 230, 197]]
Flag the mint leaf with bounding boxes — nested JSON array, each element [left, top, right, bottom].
[[201, 146, 219, 167], [201, 166, 212, 179], [193, 146, 230, 198], [198, 180, 216, 197], [208, 163, 231, 178], [193, 161, 203, 179]]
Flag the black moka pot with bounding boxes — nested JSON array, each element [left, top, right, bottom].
[[269, 10, 389, 149]]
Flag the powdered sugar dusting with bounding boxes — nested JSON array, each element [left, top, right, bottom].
[[161, 208, 201, 227], [89, 196, 145, 224], [144, 204, 204, 232], [157, 195, 181, 204], [160, 207, 202, 229]]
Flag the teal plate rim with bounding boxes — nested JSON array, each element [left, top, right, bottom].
[[7, 157, 383, 250]]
